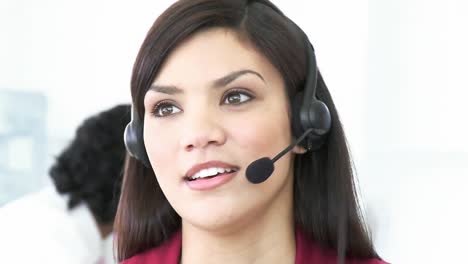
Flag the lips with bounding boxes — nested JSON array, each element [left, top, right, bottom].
[[185, 160, 240, 181]]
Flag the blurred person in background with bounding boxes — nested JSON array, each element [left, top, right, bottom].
[[0, 104, 130, 264]]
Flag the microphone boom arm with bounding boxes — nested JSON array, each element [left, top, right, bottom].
[[272, 128, 313, 163]]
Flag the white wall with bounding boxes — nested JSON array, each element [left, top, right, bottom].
[[0, 0, 172, 137], [367, 0, 468, 263]]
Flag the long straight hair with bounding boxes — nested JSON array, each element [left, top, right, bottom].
[[115, 0, 379, 261]]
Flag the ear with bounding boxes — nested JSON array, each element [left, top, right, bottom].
[[292, 145, 307, 154]]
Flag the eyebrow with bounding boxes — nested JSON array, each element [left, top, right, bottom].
[[149, 69, 265, 95]]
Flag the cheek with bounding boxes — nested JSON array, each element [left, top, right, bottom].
[[143, 121, 178, 176], [229, 107, 292, 159]]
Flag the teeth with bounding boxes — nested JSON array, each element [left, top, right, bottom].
[[190, 167, 237, 180]]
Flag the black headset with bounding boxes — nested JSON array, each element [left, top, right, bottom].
[[123, 7, 332, 168], [291, 40, 332, 152], [124, 106, 151, 167]]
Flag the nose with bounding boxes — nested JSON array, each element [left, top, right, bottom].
[[179, 108, 226, 152]]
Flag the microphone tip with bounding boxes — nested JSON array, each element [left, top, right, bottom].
[[246, 157, 274, 184]]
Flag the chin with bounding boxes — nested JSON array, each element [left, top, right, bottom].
[[181, 202, 255, 233]]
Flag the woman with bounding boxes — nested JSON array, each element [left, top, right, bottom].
[[116, 0, 387, 263]]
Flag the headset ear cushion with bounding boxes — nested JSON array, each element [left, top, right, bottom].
[[303, 100, 332, 151], [306, 100, 332, 136], [124, 121, 151, 168], [124, 122, 138, 157], [292, 91, 332, 151]]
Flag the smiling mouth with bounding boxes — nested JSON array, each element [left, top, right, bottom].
[[185, 167, 240, 181]]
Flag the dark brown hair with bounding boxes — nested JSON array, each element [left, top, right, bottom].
[[115, 0, 379, 261]]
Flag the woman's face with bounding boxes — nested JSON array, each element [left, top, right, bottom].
[[143, 28, 304, 232]]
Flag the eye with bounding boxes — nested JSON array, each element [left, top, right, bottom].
[[222, 89, 254, 105], [152, 101, 182, 117]]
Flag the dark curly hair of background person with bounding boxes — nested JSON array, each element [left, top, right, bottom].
[[49, 104, 130, 224]]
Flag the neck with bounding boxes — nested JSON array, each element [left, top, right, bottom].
[[180, 177, 296, 264], [98, 223, 113, 239]]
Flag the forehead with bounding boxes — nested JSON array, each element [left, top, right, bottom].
[[153, 27, 282, 87]]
